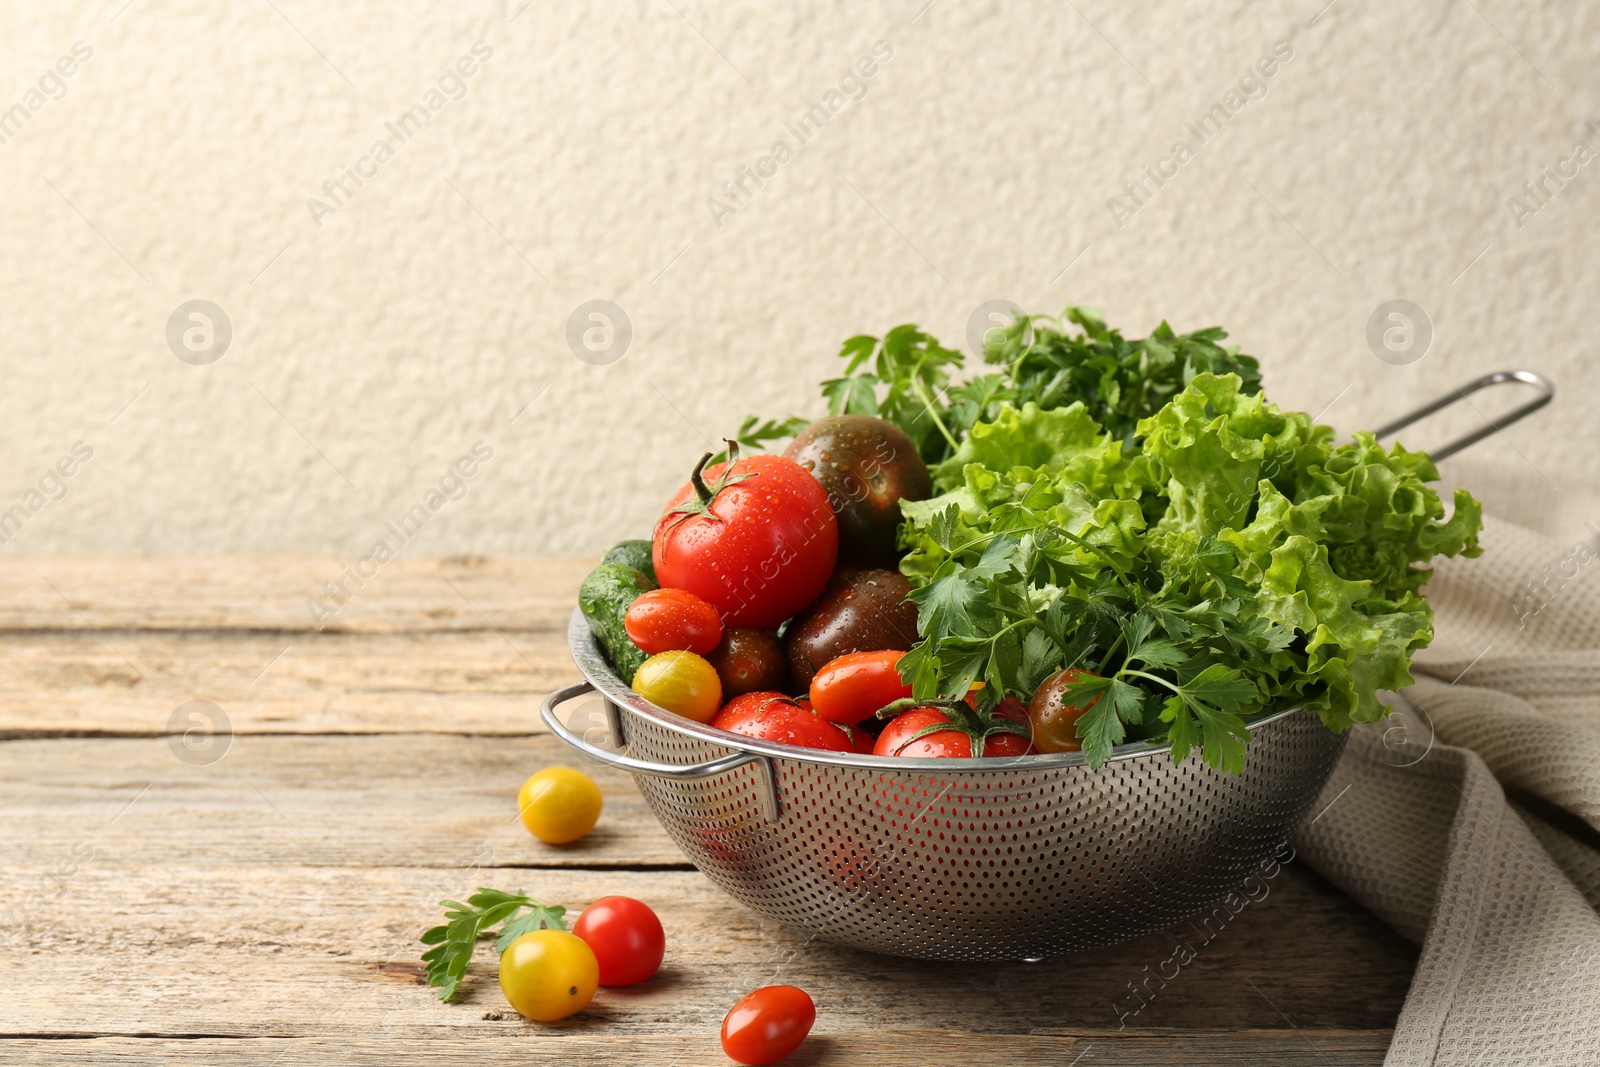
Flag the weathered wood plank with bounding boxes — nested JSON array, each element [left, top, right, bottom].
[[0, 1031, 1393, 1066], [0, 734, 684, 868], [0, 630, 579, 736], [0, 862, 1412, 1038], [0, 555, 594, 633]]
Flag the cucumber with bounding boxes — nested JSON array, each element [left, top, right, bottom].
[[602, 539, 656, 583], [579, 561, 655, 680]]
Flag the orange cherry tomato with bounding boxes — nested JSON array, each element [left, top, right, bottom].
[[808, 650, 912, 725], [625, 588, 724, 655]]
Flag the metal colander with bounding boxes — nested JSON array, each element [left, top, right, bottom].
[[541, 371, 1554, 961]]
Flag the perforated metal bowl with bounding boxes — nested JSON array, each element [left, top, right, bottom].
[[542, 371, 1554, 961], [544, 611, 1342, 961]]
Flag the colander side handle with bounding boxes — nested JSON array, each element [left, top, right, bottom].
[[1372, 369, 1554, 461], [540, 682, 782, 822]]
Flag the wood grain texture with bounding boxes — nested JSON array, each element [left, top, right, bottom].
[[0, 1031, 1393, 1066], [0, 734, 684, 868], [0, 555, 1415, 1063], [0, 631, 578, 736], [0, 863, 1409, 1039], [0, 555, 594, 633]]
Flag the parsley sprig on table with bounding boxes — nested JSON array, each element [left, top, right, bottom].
[[421, 888, 566, 1001]]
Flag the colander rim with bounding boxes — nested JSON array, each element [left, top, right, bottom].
[[565, 607, 1318, 772]]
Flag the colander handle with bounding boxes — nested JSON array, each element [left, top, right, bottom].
[[1372, 369, 1554, 461], [540, 682, 782, 822]]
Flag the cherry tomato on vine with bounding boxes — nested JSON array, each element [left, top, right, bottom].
[[632, 650, 722, 723], [808, 650, 912, 724], [517, 766, 602, 844], [498, 929, 598, 1022], [571, 896, 665, 987], [1027, 668, 1102, 753], [652, 445, 837, 631], [710, 691, 854, 752], [721, 985, 816, 1065], [625, 587, 723, 655]]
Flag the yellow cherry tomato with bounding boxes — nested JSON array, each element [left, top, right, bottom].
[[517, 767, 602, 844], [631, 650, 722, 723], [498, 929, 599, 1022]]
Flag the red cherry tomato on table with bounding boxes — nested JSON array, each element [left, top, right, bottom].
[[652, 447, 838, 631], [710, 691, 854, 753], [624, 588, 723, 655], [570, 895, 665, 987], [721, 985, 816, 1066], [808, 650, 913, 724]]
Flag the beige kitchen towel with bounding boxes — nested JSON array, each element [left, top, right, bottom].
[[1295, 456, 1600, 1066]]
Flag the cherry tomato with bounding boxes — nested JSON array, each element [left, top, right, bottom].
[[985, 697, 1036, 756], [632, 650, 722, 723], [841, 723, 876, 754], [1027, 668, 1102, 753], [873, 707, 970, 757], [706, 627, 789, 698], [625, 588, 723, 655], [517, 767, 602, 844], [721, 985, 816, 1065], [653, 448, 838, 630], [873, 704, 1035, 758], [498, 929, 599, 1022], [571, 896, 665, 987], [710, 691, 854, 752], [808, 650, 912, 724]]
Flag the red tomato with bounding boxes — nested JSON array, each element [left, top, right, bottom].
[[873, 704, 1035, 758], [721, 985, 816, 1066], [840, 723, 876, 754], [570, 896, 665, 987], [986, 697, 1036, 756], [624, 588, 723, 655], [808, 650, 912, 724], [710, 691, 855, 752], [653, 448, 838, 630]]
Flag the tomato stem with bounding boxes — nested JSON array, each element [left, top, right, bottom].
[[662, 439, 759, 531], [688, 451, 716, 505]]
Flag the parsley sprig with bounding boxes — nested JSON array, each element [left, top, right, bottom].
[[420, 888, 567, 1001], [899, 501, 1294, 770]]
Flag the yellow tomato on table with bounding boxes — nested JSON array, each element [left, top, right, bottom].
[[517, 767, 602, 844], [498, 930, 599, 1022]]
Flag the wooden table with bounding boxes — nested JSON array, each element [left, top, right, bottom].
[[0, 556, 1417, 1065]]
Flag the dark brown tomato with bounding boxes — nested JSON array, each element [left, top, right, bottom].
[[783, 415, 932, 566], [1026, 668, 1101, 753], [783, 569, 920, 691], [705, 627, 788, 699]]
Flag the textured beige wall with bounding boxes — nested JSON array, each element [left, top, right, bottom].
[[0, 0, 1595, 558]]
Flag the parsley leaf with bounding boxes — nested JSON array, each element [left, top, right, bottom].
[[421, 888, 567, 1002]]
